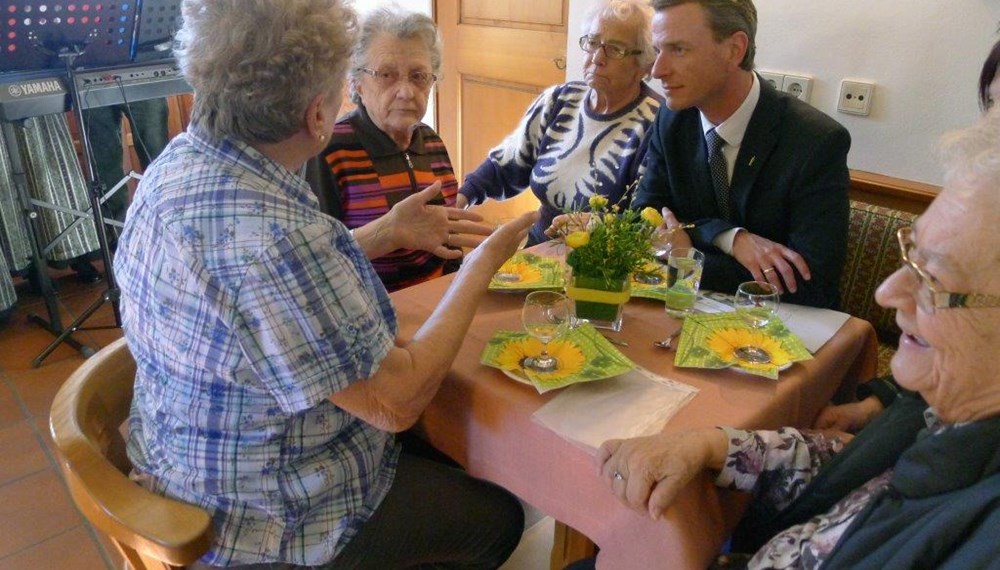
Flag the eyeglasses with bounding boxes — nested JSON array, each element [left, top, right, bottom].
[[578, 35, 643, 60], [897, 226, 1000, 311], [357, 68, 438, 90]]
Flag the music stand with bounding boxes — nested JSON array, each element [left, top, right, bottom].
[[2, 0, 138, 366]]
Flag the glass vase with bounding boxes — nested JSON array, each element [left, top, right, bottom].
[[564, 273, 630, 332]]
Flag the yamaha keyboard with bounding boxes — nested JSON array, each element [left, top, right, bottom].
[[0, 60, 191, 121]]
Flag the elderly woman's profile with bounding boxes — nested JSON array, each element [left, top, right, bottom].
[[573, 109, 1000, 570], [457, 0, 663, 246], [114, 0, 531, 567]]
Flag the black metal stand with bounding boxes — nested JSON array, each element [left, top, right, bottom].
[[32, 49, 122, 367], [1, 121, 91, 357]]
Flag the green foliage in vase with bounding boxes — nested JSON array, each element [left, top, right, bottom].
[[558, 196, 662, 282]]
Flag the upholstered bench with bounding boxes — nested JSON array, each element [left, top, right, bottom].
[[838, 200, 918, 377]]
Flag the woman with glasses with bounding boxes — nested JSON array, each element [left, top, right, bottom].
[[456, 0, 664, 246], [572, 111, 1000, 570], [306, 7, 474, 292]]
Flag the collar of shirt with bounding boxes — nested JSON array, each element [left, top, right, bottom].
[[352, 104, 429, 158], [185, 122, 320, 210], [699, 73, 761, 180]]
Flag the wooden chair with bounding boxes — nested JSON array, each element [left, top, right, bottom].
[[49, 338, 213, 570]]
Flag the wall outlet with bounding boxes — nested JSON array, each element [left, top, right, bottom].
[[781, 74, 813, 103], [838, 80, 875, 116], [759, 71, 784, 91]]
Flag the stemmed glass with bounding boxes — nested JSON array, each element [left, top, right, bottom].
[[634, 227, 673, 285], [732, 281, 781, 363], [521, 291, 571, 372]]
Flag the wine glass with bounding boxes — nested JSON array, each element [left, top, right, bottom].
[[634, 227, 674, 285], [521, 291, 571, 372], [732, 281, 781, 363]]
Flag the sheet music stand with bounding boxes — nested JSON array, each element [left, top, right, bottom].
[[2, 0, 138, 366]]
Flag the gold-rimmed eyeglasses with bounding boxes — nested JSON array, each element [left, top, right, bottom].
[[578, 35, 643, 60], [897, 226, 1000, 311], [357, 68, 438, 90]]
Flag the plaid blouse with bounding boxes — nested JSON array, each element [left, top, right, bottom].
[[114, 124, 399, 566]]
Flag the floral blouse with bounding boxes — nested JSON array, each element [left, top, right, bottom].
[[714, 426, 879, 569]]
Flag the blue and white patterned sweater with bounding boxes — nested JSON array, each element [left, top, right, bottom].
[[460, 81, 663, 245]]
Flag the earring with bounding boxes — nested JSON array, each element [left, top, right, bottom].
[[318, 134, 326, 142]]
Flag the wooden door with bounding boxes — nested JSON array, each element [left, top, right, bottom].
[[436, 0, 568, 224]]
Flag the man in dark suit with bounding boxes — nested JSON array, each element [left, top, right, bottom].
[[633, 0, 850, 309]]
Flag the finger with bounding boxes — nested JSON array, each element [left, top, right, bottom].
[[448, 233, 487, 249], [766, 259, 792, 294], [430, 245, 463, 259], [647, 477, 683, 520], [661, 208, 680, 230], [414, 180, 443, 203], [783, 248, 811, 281], [624, 473, 654, 511], [448, 219, 493, 237], [455, 194, 469, 209], [596, 440, 621, 476], [444, 206, 485, 223]]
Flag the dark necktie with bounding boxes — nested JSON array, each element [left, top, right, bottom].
[[706, 128, 730, 221]]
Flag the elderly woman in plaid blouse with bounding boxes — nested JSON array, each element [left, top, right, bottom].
[[114, 1, 531, 568]]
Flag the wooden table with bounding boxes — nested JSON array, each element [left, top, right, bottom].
[[390, 259, 877, 570]]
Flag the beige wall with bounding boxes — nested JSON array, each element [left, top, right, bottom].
[[567, 0, 1000, 186]]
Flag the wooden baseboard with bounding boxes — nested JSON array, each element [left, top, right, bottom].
[[849, 170, 938, 214]]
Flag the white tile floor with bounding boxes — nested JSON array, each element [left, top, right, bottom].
[[500, 515, 555, 570]]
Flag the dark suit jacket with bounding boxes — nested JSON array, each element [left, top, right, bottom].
[[633, 78, 851, 308]]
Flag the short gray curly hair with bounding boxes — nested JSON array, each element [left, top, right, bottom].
[[583, 0, 656, 69], [175, 0, 357, 144], [348, 7, 443, 104]]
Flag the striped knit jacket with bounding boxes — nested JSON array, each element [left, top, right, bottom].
[[310, 106, 458, 292]]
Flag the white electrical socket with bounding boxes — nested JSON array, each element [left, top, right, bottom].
[[781, 74, 813, 103], [759, 71, 784, 91], [838, 80, 875, 116]]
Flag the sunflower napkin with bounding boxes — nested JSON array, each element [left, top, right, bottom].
[[480, 323, 635, 393], [673, 312, 812, 379], [489, 252, 565, 291]]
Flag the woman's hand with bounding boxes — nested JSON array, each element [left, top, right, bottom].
[[358, 182, 493, 259], [813, 396, 884, 433], [596, 428, 728, 520], [463, 211, 539, 271], [544, 212, 592, 239]]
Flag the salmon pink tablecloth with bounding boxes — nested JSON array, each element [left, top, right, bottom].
[[391, 259, 877, 570]]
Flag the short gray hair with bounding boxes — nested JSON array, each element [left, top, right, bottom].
[[650, 0, 757, 71], [940, 108, 1000, 209], [583, 0, 655, 69], [176, 0, 357, 144], [348, 7, 443, 104]]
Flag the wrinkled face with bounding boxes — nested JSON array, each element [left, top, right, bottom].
[[875, 188, 1000, 421], [581, 19, 646, 100], [356, 34, 434, 144], [649, 3, 741, 116]]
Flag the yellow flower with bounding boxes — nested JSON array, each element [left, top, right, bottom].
[[641, 207, 664, 227], [706, 328, 793, 366], [495, 337, 587, 383], [494, 261, 543, 284], [589, 195, 608, 210], [565, 230, 590, 249]]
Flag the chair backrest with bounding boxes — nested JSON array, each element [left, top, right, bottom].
[[50, 338, 212, 570], [839, 200, 918, 344]]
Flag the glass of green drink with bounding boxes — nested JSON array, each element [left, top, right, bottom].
[[664, 248, 704, 319]]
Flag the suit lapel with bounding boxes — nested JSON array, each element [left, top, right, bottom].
[[730, 84, 783, 223]]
